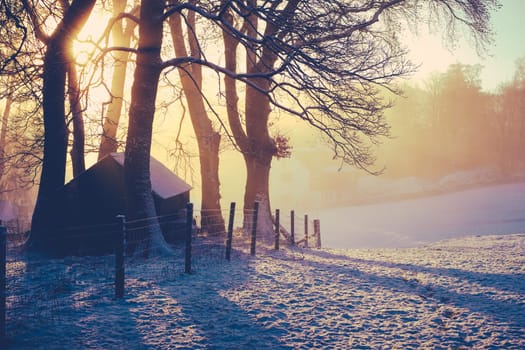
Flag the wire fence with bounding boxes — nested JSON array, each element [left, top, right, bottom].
[[0, 202, 322, 343]]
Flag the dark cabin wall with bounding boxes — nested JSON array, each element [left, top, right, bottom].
[[44, 157, 126, 255], [155, 191, 190, 242], [36, 155, 191, 255]]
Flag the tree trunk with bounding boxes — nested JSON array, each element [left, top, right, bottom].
[[243, 150, 274, 239], [98, 0, 136, 160], [222, 63, 276, 238], [242, 78, 276, 239], [0, 95, 13, 185], [29, 0, 96, 244], [31, 40, 69, 236], [168, 11, 225, 235], [67, 62, 86, 177], [124, 0, 171, 256], [221, 6, 286, 239]]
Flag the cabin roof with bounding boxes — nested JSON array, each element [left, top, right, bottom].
[[108, 153, 191, 199], [62, 152, 191, 200]]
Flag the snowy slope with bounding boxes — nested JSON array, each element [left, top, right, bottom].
[[316, 182, 525, 249], [5, 234, 524, 349]]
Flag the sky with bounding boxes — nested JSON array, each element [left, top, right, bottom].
[[406, 0, 525, 92]]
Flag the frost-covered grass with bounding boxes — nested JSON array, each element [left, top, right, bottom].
[[4, 233, 524, 349]]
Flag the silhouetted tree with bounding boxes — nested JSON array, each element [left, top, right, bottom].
[[98, 0, 139, 160], [1, 0, 43, 190], [426, 64, 490, 172], [124, 0, 173, 255], [21, 0, 96, 242], [168, 6, 225, 235], [67, 60, 86, 177], [0, 90, 12, 185], [493, 58, 525, 174], [219, 0, 500, 236], [6, 0, 498, 251]]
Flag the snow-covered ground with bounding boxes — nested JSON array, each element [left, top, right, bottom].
[[316, 181, 525, 249], [4, 233, 525, 349]]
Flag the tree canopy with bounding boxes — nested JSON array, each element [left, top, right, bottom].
[[0, 0, 504, 251]]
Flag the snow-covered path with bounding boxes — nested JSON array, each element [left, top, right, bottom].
[[5, 234, 524, 349]]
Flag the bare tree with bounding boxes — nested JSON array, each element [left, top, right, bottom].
[[0, 76, 43, 202], [1, 0, 43, 189], [217, 0, 499, 236], [220, 0, 299, 235], [98, 0, 139, 160], [21, 0, 96, 242], [121, 0, 498, 240], [6, 0, 497, 252], [493, 58, 525, 175], [124, 0, 173, 256], [167, 6, 225, 235], [67, 60, 86, 177], [0, 92, 13, 184]]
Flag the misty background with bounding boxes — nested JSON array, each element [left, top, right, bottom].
[[2, 59, 524, 244]]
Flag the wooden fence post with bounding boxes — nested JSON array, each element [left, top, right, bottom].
[[185, 203, 193, 274], [304, 214, 309, 248], [225, 202, 236, 261], [314, 219, 321, 248], [0, 224, 6, 340], [274, 209, 280, 250], [290, 210, 295, 245], [115, 215, 125, 299], [250, 202, 259, 256]]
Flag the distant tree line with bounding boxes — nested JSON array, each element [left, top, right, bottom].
[[378, 60, 525, 180]]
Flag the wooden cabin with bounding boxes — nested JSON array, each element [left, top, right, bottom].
[[31, 152, 191, 255]]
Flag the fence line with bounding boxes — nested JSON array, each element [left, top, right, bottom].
[[2, 204, 320, 255], [250, 202, 259, 256], [1, 201, 322, 341], [225, 202, 236, 261], [185, 203, 193, 274], [115, 215, 125, 299]]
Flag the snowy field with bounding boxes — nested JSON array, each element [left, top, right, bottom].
[[4, 233, 524, 349], [317, 181, 525, 249]]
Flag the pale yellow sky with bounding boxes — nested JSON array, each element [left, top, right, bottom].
[[406, 0, 525, 92]]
